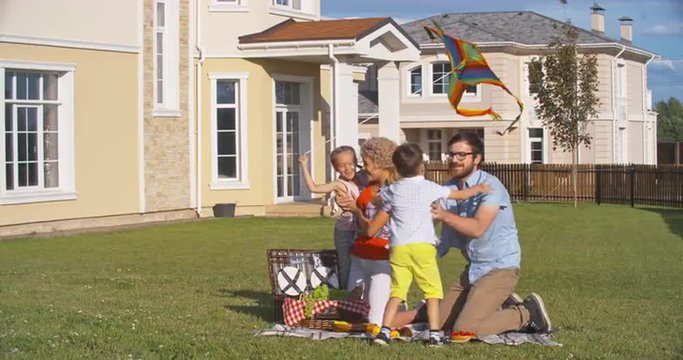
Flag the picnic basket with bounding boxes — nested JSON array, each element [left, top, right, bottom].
[[266, 249, 339, 324]]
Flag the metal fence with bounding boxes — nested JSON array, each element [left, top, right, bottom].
[[424, 163, 683, 208]]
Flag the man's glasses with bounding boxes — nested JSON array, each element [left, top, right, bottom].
[[447, 152, 476, 161]]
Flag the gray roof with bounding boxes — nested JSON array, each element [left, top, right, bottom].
[[358, 90, 378, 114], [401, 11, 634, 47]]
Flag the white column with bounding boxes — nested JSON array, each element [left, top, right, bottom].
[[333, 62, 359, 152], [378, 61, 401, 142]]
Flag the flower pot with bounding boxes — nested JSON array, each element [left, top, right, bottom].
[[212, 203, 236, 218]]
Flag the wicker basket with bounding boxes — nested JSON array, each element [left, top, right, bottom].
[[267, 249, 339, 323], [297, 319, 336, 331]]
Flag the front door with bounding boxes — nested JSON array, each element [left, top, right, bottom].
[[275, 108, 301, 201]]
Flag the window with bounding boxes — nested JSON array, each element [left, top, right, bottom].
[[464, 85, 477, 96], [427, 129, 442, 161], [432, 62, 450, 94], [409, 66, 422, 96], [209, 0, 249, 12], [529, 128, 544, 164], [432, 62, 477, 96], [154, 0, 180, 117], [210, 73, 249, 189], [1, 63, 75, 204], [273, 0, 301, 10]]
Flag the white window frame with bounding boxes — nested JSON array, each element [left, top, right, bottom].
[[0, 60, 76, 205], [527, 127, 546, 164], [271, 74, 314, 204], [153, 0, 180, 117], [428, 60, 481, 101], [209, 0, 249, 12], [407, 64, 422, 97], [269, 0, 316, 20], [209, 72, 249, 190]]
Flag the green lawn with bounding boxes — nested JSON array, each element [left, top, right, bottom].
[[1, 204, 682, 359]]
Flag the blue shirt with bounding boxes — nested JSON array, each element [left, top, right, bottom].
[[437, 170, 521, 282]]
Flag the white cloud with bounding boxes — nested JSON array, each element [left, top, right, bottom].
[[643, 23, 683, 35], [651, 59, 683, 71]]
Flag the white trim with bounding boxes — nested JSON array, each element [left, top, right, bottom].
[[0, 191, 78, 205], [0, 34, 139, 54], [0, 60, 75, 72], [209, 0, 249, 12], [268, 6, 318, 21], [239, 40, 355, 50], [420, 41, 657, 58], [209, 72, 250, 189], [152, 109, 182, 117], [137, 0, 146, 213], [208, 72, 249, 80]]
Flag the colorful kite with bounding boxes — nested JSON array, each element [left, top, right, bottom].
[[424, 24, 524, 134]]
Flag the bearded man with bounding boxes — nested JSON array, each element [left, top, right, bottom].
[[393, 131, 552, 338]]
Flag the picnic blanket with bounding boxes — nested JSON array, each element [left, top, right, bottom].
[[255, 323, 561, 347]]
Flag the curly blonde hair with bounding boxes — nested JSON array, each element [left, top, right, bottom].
[[361, 137, 397, 170]]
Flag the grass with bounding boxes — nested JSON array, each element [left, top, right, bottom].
[[1, 204, 682, 359]]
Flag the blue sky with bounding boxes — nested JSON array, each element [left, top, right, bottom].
[[322, 0, 683, 104]]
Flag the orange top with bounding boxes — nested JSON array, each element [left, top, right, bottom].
[[351, 187, 390, 260]]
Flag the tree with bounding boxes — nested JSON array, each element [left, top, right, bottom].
[[656, 97, 683, 143], [529, 25, 600, 208]]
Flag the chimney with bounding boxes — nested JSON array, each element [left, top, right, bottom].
[[619, 16, 633, 44], [590, 2, 605, 34]]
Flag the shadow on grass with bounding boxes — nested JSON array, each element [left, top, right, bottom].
[[216, 288, 274, 322], [642, 208, 683, 239]]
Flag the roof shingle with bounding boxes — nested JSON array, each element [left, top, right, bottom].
[[240, 17, 392, 44]]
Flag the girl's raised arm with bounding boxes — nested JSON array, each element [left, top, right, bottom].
[[299, 153, 341, 194]]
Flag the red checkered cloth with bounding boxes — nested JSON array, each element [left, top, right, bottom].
[[282, 297, 370, 326]]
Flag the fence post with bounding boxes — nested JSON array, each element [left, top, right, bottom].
[[596, 165, 602, 205], [522, 164, 531, 202], [630, 165, 635, 207]]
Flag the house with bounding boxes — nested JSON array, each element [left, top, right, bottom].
[[0, 0, 418, 236], [357, 6, 659, 165]]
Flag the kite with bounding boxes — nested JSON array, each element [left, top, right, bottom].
[[424, 23, 524, 135]]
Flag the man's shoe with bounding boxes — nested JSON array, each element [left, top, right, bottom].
[[502, 292, 523, 308], [522, 293, 552, 333]]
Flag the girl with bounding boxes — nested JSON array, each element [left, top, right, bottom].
[[336, 137, 397, 326], [299, 146, 366, 290]]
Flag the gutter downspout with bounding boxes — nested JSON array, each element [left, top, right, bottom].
[[137, 0, 145, 214], [642, 54, 657, 164], [195, 0, 205, 216], [327, 44, 338, 182], [611, 45, 626, 163]]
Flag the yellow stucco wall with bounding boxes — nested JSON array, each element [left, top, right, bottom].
[[0, 43, 140, 226], [199, 58, 326, 214]]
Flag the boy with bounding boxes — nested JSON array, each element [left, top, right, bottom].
[[364, 143, 489, 346]]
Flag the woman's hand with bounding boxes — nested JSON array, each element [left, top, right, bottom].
[[336, 193, 358, 213]]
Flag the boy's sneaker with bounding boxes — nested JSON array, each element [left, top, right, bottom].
[[426, 337, 443, 348], [522, 293, 552, 333], [373, 332, 390, 346], [502, 292, 523, 308]]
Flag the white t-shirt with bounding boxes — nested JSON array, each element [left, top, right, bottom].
[[380, 176, 450, 247]]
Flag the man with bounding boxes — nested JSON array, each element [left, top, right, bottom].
[[394, 131, 552, 337]]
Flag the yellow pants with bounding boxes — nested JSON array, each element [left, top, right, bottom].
[[389, 243, 443, 300]]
